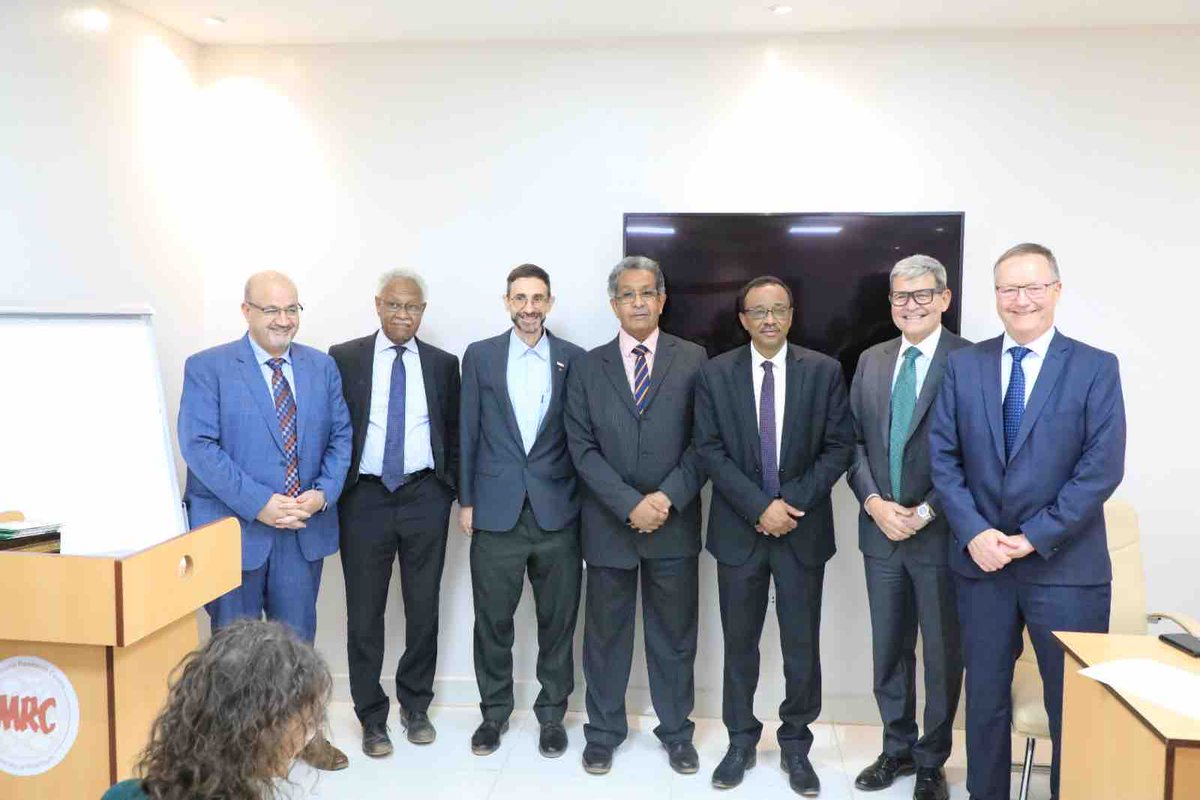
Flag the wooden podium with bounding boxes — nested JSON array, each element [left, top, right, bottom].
[[1058, 632, 1200, 800], [0, 518, 240, 799]]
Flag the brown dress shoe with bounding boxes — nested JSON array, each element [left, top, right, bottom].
[[300, 733, 350, 771]]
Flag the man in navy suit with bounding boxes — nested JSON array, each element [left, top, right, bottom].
[[930, 243, 1126, 800], [458, 264, 585, 759], [178, 270, 353, 770]]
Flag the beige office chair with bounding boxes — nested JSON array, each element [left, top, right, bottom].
[[1010, 499, 1200, 800]]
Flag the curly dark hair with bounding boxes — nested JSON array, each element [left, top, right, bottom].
[[136, 619, 332, 800]]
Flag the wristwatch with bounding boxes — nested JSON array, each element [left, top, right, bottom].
[[916, 502, 935, 522]]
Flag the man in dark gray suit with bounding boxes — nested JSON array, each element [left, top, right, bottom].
[[847, 255, 968, 800], [458, 264, 585, 759], [564, 256, 707, 777]]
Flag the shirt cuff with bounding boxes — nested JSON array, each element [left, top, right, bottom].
[[863, 493, 881, 512]]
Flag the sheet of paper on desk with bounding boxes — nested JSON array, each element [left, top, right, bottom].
[[1079, 659, 1200, 720]]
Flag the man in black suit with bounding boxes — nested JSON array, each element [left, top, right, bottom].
[[847, 256, 969, 800], [694, 276, 855, 797], [329, 270, 460, 757], [458, 264, 585, 758], [564, 256, 707, 777]]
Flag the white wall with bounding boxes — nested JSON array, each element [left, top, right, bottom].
[[5, 6, 1198, 724]]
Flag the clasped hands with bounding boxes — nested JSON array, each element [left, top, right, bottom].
[[256, 490, 325, 530], [865, 497, 932, 542], [628, 491, 672, 533], [967, 528, 1035, 572], [756, 498, 804, 537]]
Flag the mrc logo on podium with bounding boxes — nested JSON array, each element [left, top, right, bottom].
[[0, 656, 81, 777]]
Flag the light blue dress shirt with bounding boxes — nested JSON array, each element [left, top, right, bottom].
[[359, 331, 434, 476], [248, 336, 297, 406], [507, 329, 552, 455]]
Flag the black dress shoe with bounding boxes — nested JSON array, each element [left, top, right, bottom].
[[361, 720, 393, 757], [711, 745, 756, 789], [538, 721, 568, 758], [781, 751, 820, 797], [855, 753, 916, 790], [470, 718, 509, 755], [582, 742, 613, 774], [399, 708, 436, 745], [664, 740, 699, 774], [913, 767, 949, 800]]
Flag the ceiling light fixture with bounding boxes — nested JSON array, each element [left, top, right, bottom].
[[788, 225, 842, 235], [768, 4, 793, 14], [625, 226, 676, 236]]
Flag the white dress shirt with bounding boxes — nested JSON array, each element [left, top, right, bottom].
[[247, 336, 297, 406], [359, 330, 434, 476], [750, 343, 787, 464], [1001, 326, 1057, 405], [507, 329, 552, 454], [891, 324, 943, 397]]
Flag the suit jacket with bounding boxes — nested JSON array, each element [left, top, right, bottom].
[[929, 331, 1126, 584], [695, 343, 855, 568], [847, 329, 970, 565], [564, 332, 707, 568], [178, 334, 353, 571], [328, 333, 460, 495], [459, 329, 585, 532]]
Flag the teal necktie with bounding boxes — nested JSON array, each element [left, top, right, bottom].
[[889, 347, 921, 500]]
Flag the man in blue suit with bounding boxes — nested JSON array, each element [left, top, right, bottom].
[[178, 270, 352, 770], [930, 243, 1126, 800], [459, 264, 585, 759]]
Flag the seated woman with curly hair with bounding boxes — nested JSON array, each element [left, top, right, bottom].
[[102, 618, 333, 799]]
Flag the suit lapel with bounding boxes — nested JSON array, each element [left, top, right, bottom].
[[533, 331, 567, 445], [417, 338, 443, 453], [291, 346, 315, 453], [237, 336, 286, 455], [779, 345, 806, 463], [980, 336, 1007, 465], [733, 346, 761, 470], [601, 338, 640, 420], [493, 332, 526, 449], [641, 334, 676, 412], [875, 338, 901, 462], [905, 330, 949, 443], [1008, 332, 1071, 462], [351, 336, 375, 459]]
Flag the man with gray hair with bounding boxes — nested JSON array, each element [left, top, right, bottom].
[[847, 255, 969, 800], [565, 256, 708, 777], [329, 269, 461, 758]]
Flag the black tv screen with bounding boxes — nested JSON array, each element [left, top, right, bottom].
[[622, 212, 964, 382]]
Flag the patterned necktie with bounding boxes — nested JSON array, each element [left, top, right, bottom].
[[889, 347, 921, 499], [266, 358, 301, 497], [632, 344, 651, 414], [760, 361, 780, 497], [1003, 346, 1031, 459], [381, 345, 408, 491]]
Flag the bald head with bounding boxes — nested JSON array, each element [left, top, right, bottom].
[[244, 270, 298, 304], [241, 271, 301, 357]]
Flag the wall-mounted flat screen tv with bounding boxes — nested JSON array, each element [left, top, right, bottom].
[[622, 212, 964, 382]]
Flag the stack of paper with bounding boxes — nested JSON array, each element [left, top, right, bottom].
[[0, 519, 62, 539], [1079, 658, 1200, 720]]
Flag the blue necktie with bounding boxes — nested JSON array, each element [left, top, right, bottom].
[[381, 345, 408, 491], [889, 347, 921, 499], [1003, 346, 1031, 460], [760, 361, 780, 497], [632, 344, 650, 414]]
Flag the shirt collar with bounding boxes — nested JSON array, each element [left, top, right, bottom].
[[618, 327, 660, 358], [900, 324, 943, 362], [248, 335, 291, 366], [1002, 326, 1056, 359], [750, 342, 788, 371], [376, 329, 419, 356], [509, 328, 550, 360]]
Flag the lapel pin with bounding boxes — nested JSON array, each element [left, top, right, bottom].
[[556, 361, 566, 370]]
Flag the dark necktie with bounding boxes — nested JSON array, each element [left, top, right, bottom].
[[1003, 346, 1031, 459], [632, 344, 650, 414], [760, 361, 780, 497], [266, 358, 300, 497], [889, 347, 921, 498], [381, 345, 408, 491]]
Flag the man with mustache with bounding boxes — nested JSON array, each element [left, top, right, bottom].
[[458, 264, 585, 758], [178, 270, 353, 770]]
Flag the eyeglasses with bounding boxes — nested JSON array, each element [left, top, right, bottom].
[[381, 301, 427, 315], [995, 282, 1059, 301], [888, 289, 942, 307], [613, 289, 661, 305], [246, 301, 303, 318], [509, 293, 549, 306], [742, 305, 793, 321]]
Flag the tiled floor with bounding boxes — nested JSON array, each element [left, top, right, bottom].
[[284, 703, 1051, 799]]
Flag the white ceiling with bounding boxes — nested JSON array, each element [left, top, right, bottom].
[[124, 0, 1200, 44]]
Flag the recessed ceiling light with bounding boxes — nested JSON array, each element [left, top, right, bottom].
[[69, 8, 111, 32], [768, 4, 793, 14], [204, 16, 227, 25]]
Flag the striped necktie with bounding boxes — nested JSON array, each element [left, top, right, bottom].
[[266, 358, 300, 497], [632, 344, 650, 414]]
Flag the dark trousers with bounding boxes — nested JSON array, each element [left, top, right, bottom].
[[582, 556, 698, 747], [718, 537, 824, 756], [339, 474, 453, 725], [863, 551, 962, 768], [470, 502, 582, 724], [956, 571, 1110, 800]]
